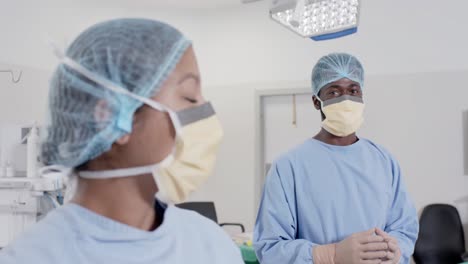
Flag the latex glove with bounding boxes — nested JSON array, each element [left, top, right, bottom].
[[375, 228, 401, 264], [313, 228, 389, 264]]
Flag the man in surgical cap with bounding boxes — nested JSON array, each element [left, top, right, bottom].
[[253, 53, 419, 264], [0, 19, 243, 264]]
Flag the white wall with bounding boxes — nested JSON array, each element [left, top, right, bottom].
[[0, 63, 49, 124], [1, 0, 468, 231]]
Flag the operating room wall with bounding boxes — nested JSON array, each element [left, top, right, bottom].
[[0, 64, 48, 125], [0, 0, 468, 233]]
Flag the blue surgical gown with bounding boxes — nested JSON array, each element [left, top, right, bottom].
[[0, 202, 243, 264], [254, 138, 419, 264]]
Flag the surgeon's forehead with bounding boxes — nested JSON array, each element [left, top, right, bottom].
[[323, 78, 360, 89]]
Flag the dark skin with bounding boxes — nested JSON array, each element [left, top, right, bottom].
[[312, 78, 363, 146]]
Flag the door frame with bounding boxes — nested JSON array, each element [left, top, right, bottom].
[[254, 87, 311, 210]]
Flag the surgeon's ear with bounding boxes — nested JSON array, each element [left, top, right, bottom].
[[116, 134, 130, 145], [94, 99, 131, 146], [312, 96, 321, 110], [115, 108, 144, 146]]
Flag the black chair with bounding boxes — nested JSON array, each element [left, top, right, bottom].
[[414, 204, 468, 264], [176, 201, 245, 233]]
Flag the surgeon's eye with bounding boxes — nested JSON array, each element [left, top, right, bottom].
[[350, 88, 361, 96], [184, 97, 198, 104], [329, 91, 340, 96]]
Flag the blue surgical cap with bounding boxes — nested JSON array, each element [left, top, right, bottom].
[[41, 18, 191, 167], [311, 53, 364, 95]]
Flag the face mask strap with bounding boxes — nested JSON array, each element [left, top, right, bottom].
[[79, 164, 158, 179], [78, 152, 176, 179], [314, 93, 324, 109], [51, 43, 186, 139], [50, 42, 168, 113], [49, 42, 187, 180], [167, 109, 183, 137]]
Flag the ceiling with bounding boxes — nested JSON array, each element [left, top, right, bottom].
[[126, 0, 244, 9], [25, 0, 255, 9]]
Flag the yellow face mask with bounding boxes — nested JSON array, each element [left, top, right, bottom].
[[317, 95, 365, 137], [80, 102, 224, 204], [154, 103, 224, 204]]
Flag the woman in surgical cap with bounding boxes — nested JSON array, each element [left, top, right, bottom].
[[0, 18, 243, 264]]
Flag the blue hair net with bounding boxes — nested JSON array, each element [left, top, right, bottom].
[[311, 53, 364, 95], [41, 18, 191, 167]]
